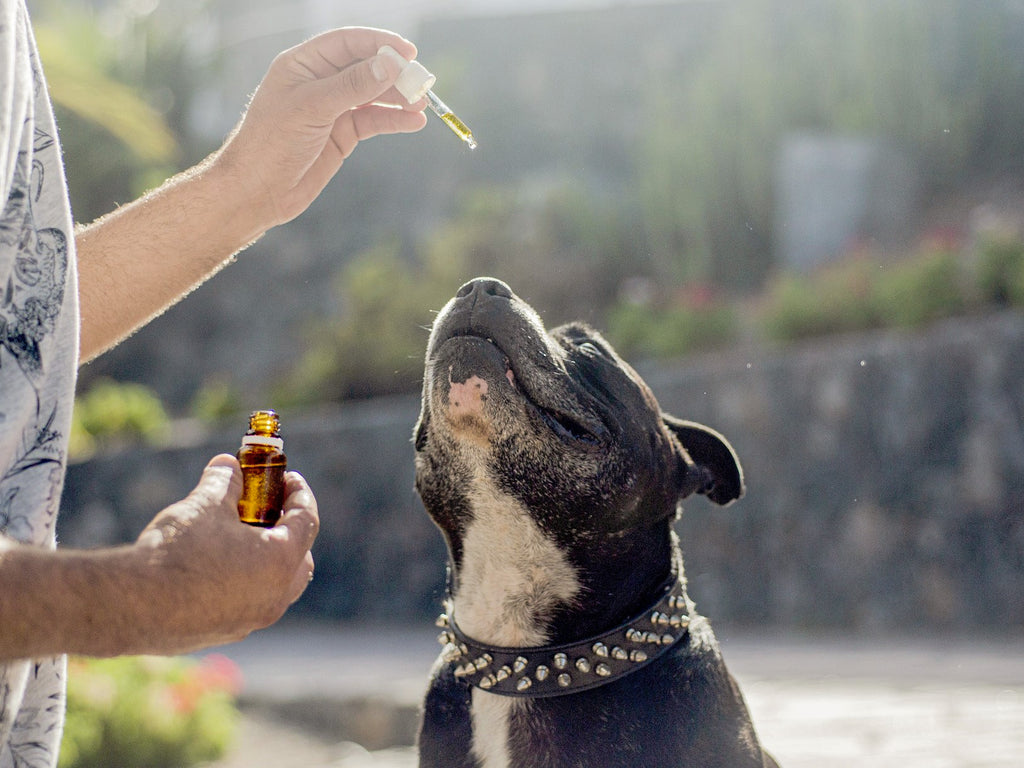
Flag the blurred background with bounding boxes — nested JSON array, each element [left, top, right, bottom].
[[33, 0, 1024, 765]]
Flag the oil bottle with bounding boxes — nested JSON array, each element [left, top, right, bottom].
[[236, 409, 287, 527]]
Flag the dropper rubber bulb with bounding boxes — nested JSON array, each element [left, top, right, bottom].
[[378, 45, 477, 150]]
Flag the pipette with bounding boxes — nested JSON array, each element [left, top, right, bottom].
[[378, 45, 478, 151]]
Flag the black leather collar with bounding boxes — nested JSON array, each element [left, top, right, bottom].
[[435, 577, 690, 698]]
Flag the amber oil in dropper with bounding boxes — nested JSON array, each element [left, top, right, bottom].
[[426, 91, 478, 150], [237, 410, 287, 527]]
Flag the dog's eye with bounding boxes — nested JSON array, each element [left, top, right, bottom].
[[540, 408, 602, 447], [577, 341, 603, 357]]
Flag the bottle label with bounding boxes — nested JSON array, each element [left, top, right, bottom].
[[241, 435, 284, 450]]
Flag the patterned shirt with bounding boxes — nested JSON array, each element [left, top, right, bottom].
[[0, 0, 79, 765]]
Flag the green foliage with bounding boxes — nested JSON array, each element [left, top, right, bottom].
[[760, 260, 880, 341], [190, 377, 246, 423], [874, 249, 968, 327], [61, 655, 241, 768], [607, 288, 739, 361], [70, 379, 170, 460], [762, 247, 974, 342], [976, 235, 1024, 307], [283, 241, 452, 402]]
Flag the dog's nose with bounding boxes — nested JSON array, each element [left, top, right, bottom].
[[456, 277, 513, 301]]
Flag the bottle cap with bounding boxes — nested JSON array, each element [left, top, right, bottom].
[[378, 44, 436, 104]]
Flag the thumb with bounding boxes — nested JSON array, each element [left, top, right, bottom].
[[314, 51, 405, 117], [190, 454, 243, 511]]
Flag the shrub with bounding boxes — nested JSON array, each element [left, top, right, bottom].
[[61, 655, 241, 768], [607, 287, 739, 360], [762, 247, 973, 342], [70, 379, 170, 460], [873, 248, 968, 327], [976, 235, 1024, 306], [761, 258, 882, 341]]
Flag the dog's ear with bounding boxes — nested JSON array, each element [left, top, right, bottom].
[[663, 415, 744, 506]]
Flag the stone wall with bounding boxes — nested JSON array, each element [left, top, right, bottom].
[[60, 312, 1024, 632]]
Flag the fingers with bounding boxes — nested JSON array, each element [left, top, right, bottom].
[[282, 28, 428, 124], [283, 551, 316, 606], [271, 471, 319, 552], [294, 26, 418, 78], [267, 472, 318, 605], [306, 51, 417, 124], [350, 104, 429, 137]]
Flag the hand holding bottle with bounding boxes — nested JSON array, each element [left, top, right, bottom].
[[127, 455, 319, 655]]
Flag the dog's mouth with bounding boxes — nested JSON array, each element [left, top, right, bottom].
[[432, 329, 607, 450]]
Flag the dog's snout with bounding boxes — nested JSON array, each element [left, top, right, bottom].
[[456, 277, 514, 302]]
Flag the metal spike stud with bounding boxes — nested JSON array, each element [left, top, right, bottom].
[[516, 677, 533, 692], [557, 673, 572, 688], [553, 653, 568, 670], [630, 649, 648, 663], [535, 665, 549, 681], [479, 675, 495, 689], [575, 657, 591, 673], [595, 663, 612, 677], [495, 665, 511, 682], [592, 642, 609, 657], [513, 656, 528, 674], [611, 646, 628, 660], [661, 634, 675, 645], [435, 614, 450, 628]]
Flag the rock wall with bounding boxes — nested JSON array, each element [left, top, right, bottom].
[[60, 313, 1024, 632]]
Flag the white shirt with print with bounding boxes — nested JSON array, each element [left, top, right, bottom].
[[0, 0, 80, 765]]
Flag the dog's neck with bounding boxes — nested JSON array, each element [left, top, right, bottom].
[[445, 478, 680, 650], [447, 480, 583, 648]]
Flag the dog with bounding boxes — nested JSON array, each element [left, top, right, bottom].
[[413, 277, 778, 768]]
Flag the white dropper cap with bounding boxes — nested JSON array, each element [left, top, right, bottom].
[[377, 45, 436, 104]]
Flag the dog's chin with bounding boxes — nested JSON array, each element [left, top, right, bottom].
[[425, 336, 519, 441], [433, 334, 512, 381]]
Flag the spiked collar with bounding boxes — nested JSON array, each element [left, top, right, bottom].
[[435, 576, 690, 698]]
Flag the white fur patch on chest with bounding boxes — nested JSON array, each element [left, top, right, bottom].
[[455, 475, 581, 646], [453, 475, 581, 768]]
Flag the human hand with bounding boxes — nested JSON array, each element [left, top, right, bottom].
[[129, 454, 319, 654], [214, 26, 428, 230]]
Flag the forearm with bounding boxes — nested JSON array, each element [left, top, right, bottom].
[[75, 153, 273, 363], [0, 539, 153, 660]]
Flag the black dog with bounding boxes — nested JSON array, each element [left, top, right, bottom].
[[414, 277, 778, 768]]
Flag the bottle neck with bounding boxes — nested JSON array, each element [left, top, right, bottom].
[[241, 434, 284, 450]]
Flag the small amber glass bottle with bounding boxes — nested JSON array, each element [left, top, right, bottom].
[[237, 410, 287, 527]]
